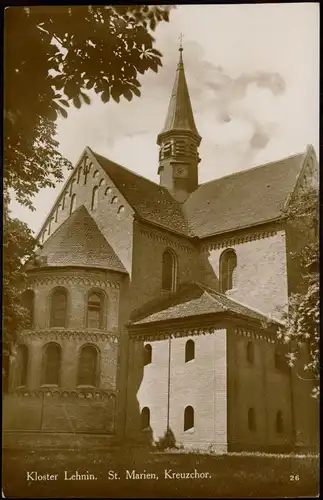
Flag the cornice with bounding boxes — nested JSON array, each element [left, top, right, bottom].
[[129, 326, 224, 342], [235, 326, 282, 344], [139, 227, 194, 254], [11, 387, 116, 400], [19, 329, 119, 343], [201, 227, 280, 252], [27, 274, 120, 289]]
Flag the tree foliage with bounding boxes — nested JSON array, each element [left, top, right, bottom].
[[278, 185, 319, 398], [3, 193, 38, 351], [4, 4, 172, 206], [3, 5, 172, 356]]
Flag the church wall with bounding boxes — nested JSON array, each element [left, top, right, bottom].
[[227, 327, 294, 451], [126, 330, 228, 453], [38, 155, 134, 275], [130, 221, 199, 314], [4, 268, 123, 434], [201, 230, 288, 319]]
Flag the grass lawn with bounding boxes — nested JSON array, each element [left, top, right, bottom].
[[2, 447, 319, 498]]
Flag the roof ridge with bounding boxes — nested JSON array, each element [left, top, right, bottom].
[[194, 282, 229, 310], [90, 148, 164, 191], [39, 204, 86, 244], [196, 151, 305, 189]]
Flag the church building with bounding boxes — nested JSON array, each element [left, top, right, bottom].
[[4, 46, 318, 452]]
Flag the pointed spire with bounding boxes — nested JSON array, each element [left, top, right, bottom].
[[158, 43, 201, 142]]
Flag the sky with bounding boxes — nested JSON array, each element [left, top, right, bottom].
[[9, 3, 319, 234]]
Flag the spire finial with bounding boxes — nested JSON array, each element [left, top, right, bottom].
[[178, 32, 184, 62]]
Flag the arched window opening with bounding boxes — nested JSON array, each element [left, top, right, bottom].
[[185, 340, 195, 362], [42, 343, 61, 386], [77, 345, 99, 386], [87, 291, 104, 329], [162, 249, 177, 292], [141, 407, 150, 429], [246, 341, 254, 365], [50, 288, 68, 328], [70, 193, 77, 214], [91, 186, 99, 211], [248, 407, 256, 432], [21, 289, 35, 328], [220, 249, 237, 293], [276, 410, 284, 434], [144, 344, 152, 366], [184, 406, 194, 431], [16, 344, 28, 387]]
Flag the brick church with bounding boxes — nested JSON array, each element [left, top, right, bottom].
[[4, 46, 318, 452]]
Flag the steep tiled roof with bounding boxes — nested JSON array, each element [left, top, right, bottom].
[[34, 205, 127, 273], [184, 153, 305, 238], [90, 148, 305, 240], [91, 150, 192, 236], [132, 283, 277, 326], [158, 50, 200, 139]]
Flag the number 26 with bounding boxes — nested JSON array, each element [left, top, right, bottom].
[[290, 474, 300, 481]]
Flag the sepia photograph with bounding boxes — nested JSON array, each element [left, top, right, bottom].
[[2, 3, 319, 498]]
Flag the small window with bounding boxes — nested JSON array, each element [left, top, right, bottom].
[[21, 289, 35, 328], [50, 287, 68, 328], [246, 341, 254, 364], [77, 345, 99, 386], [184, 406, 194, 431], [185, 340, 195, 362], [42, 343, 61, 386], [141, 407, 150, 429], [87, 291, 104, 329], [248, 407, 256, 432], [16, 344, 28, 387], [70, 193, 77, 215], [111, 196, 118, 204], [220, 249, 237, 293], [93, 170, 99, 179], [144, 344, 152, 366], [118, 205, 125, 214], [276, 410, 284, 434], [91, 186, 99, 211], [162, 249, 177, 292]]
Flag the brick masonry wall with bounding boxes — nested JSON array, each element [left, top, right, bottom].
[[39, 151, 134, 275], [126, 330, 227, 452], [202, 230, 288, 319], [3, 394, 115, 433], [129, 221, 199, 314], [27, 268, 121, 332], [5, 267, 122, 434], [227, 327, 293, 450]]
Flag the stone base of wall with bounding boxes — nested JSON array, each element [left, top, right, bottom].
[[228, 442, 299, 454], [3, 431, 117, 450], [3, 391, 116, 434]]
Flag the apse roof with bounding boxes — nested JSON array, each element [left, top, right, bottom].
[[33, 205, 127, 273]]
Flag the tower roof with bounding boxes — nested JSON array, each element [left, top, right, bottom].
[[158, 47, 200, 142]]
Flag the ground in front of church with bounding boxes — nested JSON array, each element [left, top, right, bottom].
[[2, 447, 319, 498]]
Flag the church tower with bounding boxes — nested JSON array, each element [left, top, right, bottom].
[[157, 44, 201, 202]]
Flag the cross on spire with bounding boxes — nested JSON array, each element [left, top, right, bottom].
[[178, 32, 184, 51]]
